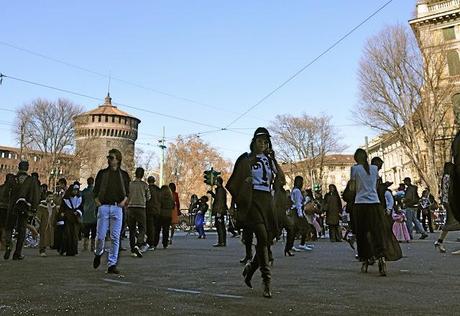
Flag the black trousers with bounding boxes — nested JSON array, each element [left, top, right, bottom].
[[294, 216, 309, 245], [227, 216, 238, 236], [0, 207, 7, 244], [328, 224, 342, 242], [284, 224, 295, 252], [128, 207, 146, 251], [154, 215, 171, 248], [215, 215, 226, 245], [4, 206, 29, 257], [82, 223, 97, 239], [145, 213, 156, 246], [421, 210, 434, 233], [242, 227, 253, 260]]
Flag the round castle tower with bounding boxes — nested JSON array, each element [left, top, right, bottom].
[[74, 94, 140, 183]]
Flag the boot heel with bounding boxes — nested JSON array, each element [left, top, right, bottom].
[[361, 261, 368, 273]]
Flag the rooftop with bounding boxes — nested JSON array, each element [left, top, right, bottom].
[[80, 94, 140, 122]]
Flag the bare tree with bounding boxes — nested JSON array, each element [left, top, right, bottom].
[[15, 98, 83, 185], [162, 136, 232, 207], [269, 113, 346, 186], [355, 24, 455, 196], [135, 147, 159, 178]]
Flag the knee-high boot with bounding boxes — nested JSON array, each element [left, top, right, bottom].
[[242, 254, 258, 288], [257, 245, 272, 298]]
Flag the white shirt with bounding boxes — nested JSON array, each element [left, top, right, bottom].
[[251, 154, 275, 192], [291, 188, 304, 217], [350, 164, 380, 204], [384, 190, 394, 211]]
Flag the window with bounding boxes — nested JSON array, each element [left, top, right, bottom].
[[443, 26, 456, 41], [112, 116, 115, 123], [447, 50, 460, 76], [105, 116, 108, 122], [92, 116, 95, 123], [98, 115, 101, 122]]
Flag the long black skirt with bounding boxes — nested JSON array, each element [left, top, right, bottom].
[[355, 203, 402, 261], [247, 190, 276, 242]]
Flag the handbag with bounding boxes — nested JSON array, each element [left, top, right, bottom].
[[304, 202, 316, 216]]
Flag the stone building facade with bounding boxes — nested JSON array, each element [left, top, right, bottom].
[[0, 146, 77, 186], [367, 0, 460, 190], [283, 154, 355, 193], [73, 94, 140, 183]]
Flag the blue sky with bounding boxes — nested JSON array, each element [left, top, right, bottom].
[[0, 1, 416, 162]]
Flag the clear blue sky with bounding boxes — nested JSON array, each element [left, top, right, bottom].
[[0, 1, 416, 162]]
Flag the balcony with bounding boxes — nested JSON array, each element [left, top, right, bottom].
[[428, 0, 460, 15]]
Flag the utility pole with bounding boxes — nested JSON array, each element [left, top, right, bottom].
[[158, 126, 166, 186], [19, 121, 25, 160]]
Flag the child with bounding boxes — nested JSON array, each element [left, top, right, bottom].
[[37, 192, 56, 257], [392, 208, 411, 242], [195, 196, 208, 239]]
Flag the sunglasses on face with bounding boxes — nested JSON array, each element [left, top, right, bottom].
[[107, 155, 116, 161]]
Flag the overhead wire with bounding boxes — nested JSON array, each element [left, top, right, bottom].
[[0, 73, 224, 130], [0, 1, 392, 146], [223, 0, 394, 129], [0, 40, 264, 121]]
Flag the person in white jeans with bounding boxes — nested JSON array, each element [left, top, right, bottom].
[[92, 149, 130, 275]]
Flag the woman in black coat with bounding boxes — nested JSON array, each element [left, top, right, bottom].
[[226, 127, 285, 298], [60, 183, 83, 256], [324, 184, 343, 242]]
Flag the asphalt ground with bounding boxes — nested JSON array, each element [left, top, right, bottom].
[[1, 230, 460, 315]]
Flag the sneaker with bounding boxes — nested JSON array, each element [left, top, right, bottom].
[[133, 246, 143, 258], [305, 244, 315, 248], [298, 245, 313, 251], [140, 244, 149, 253], [40, 252, 47, 257], [131, 252, 138, 258], [93, 254, 102, 269], [420, 233, 428, 240], [107, 265, 120, 274], [148, 246, 155, 251], [291, 247, 301, 252], [434, 241, 446, 253], [452, 249, 460, 255]]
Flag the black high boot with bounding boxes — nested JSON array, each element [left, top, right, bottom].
[[258, 245, 272, 298], [242, 257, 258, 289]]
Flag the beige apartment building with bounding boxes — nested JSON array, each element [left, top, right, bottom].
[[283, 154, 355, 192], [367, 0, 460, 190]]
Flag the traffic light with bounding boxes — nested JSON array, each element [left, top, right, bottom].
[[203, 168, 221, 185], [211, 169, 221, 185], [203, 170, 212, 185]]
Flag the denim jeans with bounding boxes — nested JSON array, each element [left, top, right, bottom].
[[95, 205, 123, 267], [404, 207, 426, 237]]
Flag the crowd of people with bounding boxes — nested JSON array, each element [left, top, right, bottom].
[[0, 149, 181, 275], [1, 127, 460, 299]]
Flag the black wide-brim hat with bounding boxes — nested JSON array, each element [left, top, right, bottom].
[[253, 127, 271, 138]]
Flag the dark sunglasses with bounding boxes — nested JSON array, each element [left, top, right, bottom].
[[107, 155, 116, 160]]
